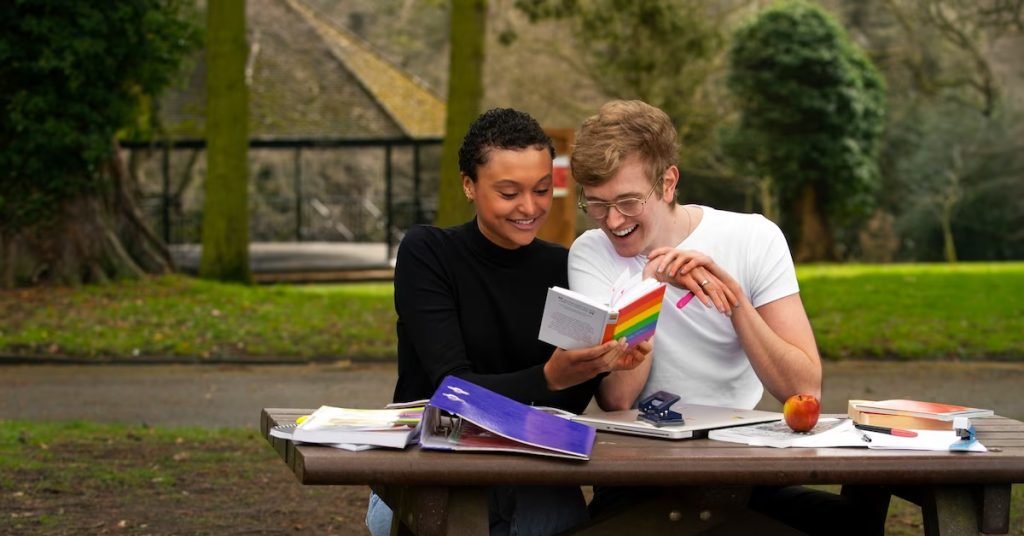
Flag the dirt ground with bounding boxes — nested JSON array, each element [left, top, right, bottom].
[[3, 429, 372, 535], [2, 360, 1023, 534]]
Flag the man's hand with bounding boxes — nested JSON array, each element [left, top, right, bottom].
[[643, 247, 741, 315]]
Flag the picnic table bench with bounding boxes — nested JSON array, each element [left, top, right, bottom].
[[262, 408, 1024, 535]]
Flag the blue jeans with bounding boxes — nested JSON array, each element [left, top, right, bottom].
[[366, 486, 588, 536]]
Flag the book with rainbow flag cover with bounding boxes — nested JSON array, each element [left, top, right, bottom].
[[537, 270, 669, 350]]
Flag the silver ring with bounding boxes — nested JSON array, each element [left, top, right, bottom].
[[699, 279, 710, 288]]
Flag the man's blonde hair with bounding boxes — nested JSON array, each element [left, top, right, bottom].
[[571, 100, 678, 188]]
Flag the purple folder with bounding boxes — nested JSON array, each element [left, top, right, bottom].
[[420, 375, 596, 460]]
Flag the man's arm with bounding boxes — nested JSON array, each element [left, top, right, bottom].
[[594, 346, 652, 410], [646, 245, 822, 404], [731, 293, 822, 402]]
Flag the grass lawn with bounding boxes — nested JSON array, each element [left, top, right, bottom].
[[2, 420, 1021, 534], [0, 276, 396, 360], [799, 262, 1024, 360], [1, 262, 1022, 361]]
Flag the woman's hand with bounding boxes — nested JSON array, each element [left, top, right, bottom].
[[643, 248, 741, 315], [606, 339, 652, 371], [543, 338, 651, 391]]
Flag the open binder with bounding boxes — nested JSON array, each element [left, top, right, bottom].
[[419, 375, 596, 460]]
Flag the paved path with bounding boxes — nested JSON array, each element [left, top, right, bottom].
[[2, 361, 1022, 428], [170, 242, 395, 282]]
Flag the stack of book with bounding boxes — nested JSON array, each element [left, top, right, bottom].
[[848, 399, 993, 431], [273, 404, 425, 450]]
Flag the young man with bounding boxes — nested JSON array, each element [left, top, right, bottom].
[[573, 101, 883, 535], [573, 99, 822, 413]]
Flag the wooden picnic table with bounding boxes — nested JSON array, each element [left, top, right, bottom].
[[262, 408, 1024, 535]]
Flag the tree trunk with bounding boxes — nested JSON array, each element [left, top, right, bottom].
[[435, 0, 487, 228], [939, 161, 962, 264], [941, 198, 958, 263], [759, 175, 778, 223], [793, 183, 835, 262], [0, 140, 174, 288], [200, 0, 251, 283]]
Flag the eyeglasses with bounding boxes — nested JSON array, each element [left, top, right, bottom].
[[577, 179, 662, 219]]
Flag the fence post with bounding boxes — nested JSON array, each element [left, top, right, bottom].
[[413, 142, 422, 223], [161, 142, 171, 243], [294, 147, 302, 242], [385, 144, 394, 262]]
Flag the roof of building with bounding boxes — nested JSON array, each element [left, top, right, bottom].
[[160, 0, 446, 139]]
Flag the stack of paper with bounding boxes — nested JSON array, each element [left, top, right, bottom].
[[281, 405, 424, 450], [709, 418, 866, 448], [709, 417, 987, 452]]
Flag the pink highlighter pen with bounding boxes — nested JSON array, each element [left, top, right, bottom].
[[676, 292, 695, 309]]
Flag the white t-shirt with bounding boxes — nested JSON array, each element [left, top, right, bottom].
[[568, 206, 798, 409]]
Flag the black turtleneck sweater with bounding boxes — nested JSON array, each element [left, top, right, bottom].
[[392, 219, 600, 414]]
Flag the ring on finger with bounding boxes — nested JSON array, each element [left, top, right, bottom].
[[698, 279, 710, 288]]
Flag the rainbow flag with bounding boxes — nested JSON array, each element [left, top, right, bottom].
[[601, 284, 667, 347]]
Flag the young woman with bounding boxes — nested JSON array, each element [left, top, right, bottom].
[[367, 108, 650, 536]]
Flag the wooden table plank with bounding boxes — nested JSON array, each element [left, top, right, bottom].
[[264, 409, 1024, 488], [264, 409, 1024, 536]]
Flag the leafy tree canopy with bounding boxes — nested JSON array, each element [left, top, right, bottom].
[[0, 0, 201, 231], [727, 0, 887, 223], [515, 0, 728, 179], [892, 100, 1024, 261]]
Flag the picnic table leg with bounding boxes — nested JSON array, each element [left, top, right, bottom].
[[903, 483, 1010, 536], [839, 484, 891, 534], [377, 485, 488, 536], [976, 484, 1011, 534], [571, 486, 804, 535]]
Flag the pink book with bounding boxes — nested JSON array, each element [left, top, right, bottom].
[[851, 399, 993, 421]]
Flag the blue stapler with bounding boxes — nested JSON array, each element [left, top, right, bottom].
[[637, 391, 685, 427], [949, 417, 978, 452]]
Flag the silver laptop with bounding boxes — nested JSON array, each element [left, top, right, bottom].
[[572, 404, 783, 440]]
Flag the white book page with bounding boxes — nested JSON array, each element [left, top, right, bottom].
[[608, 269, 634, 308], [538, 287, 613, 349], [709, 418, 865, 448], [865, 429, 987, 452], [609, 270, 663, 309]]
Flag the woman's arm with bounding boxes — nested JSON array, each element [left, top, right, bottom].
[[396, 227, 626, 408]]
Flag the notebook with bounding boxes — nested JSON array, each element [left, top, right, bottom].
[[572, 404, 783, 439]]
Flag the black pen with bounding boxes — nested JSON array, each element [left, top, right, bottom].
[[854, 423, 918, 438]]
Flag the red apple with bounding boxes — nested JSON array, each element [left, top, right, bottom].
[[783, 394, 820, 432]]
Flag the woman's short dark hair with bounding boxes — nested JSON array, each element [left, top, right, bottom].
[[458, 108, 555, 181]]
